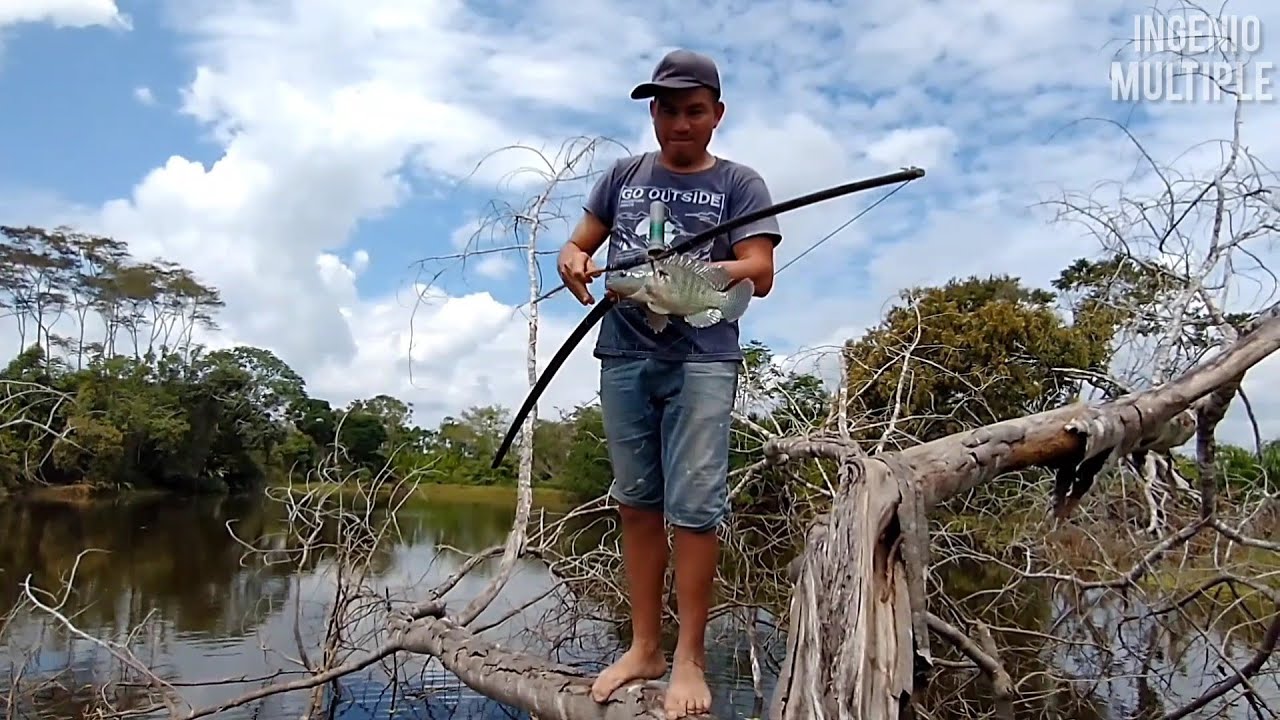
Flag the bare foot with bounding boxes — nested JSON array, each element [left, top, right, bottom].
[[590, 646, 668, 703], [664, 657, 711, 718]]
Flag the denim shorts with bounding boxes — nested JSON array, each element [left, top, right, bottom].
[[598, 356, 739, 532]]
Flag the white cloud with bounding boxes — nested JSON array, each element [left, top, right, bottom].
[[5, 0, 1280, 448], [306, 282, 600, 423], [0, 0, 129, 29], [473, 254, 516, 280], [133, 86, 155, 105], [864, 127, 959, 173]]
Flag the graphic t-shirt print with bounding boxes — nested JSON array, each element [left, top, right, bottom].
[[612, 184, 726, 261]]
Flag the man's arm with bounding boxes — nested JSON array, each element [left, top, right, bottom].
[[558, 158, 619, 305], [715, 236, 775, 297], [714, 166, 782, 297], [564, 211, 609, 256], [558, 211, 610, 305]]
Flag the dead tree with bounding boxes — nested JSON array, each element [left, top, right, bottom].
[[17, 4, 1280, 716], [23, 298, 1276, 720], [408, 134, 628, 629], [0, 379, 78, 482]]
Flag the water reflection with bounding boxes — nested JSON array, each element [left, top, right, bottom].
[[0, 493, 767, 719], [0, 493, 584, 719], [0, 493, 1274, 719]]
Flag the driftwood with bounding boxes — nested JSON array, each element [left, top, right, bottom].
[[19, 301, 1278, 720], [349, 302, 1280, 720], [764, 304, 1280, 719], [393, 602, 677, 720]]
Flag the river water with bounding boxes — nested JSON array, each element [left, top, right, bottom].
[[0, 490, 777, 720], [0, 490, 1274, 719]]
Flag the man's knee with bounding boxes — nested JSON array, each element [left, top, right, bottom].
[[664, 453, 728, 532], [662, 361, 737, 533], [616, 501, 666, 527], [666, 500, 727, 533], [600, 357, 664, 512]]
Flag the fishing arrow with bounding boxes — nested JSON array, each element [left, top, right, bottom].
[[491, 166, 926, 469]]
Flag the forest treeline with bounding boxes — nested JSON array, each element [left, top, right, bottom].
[[1, 223, 1275, 501]]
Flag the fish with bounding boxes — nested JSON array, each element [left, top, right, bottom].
[[604, 253, 755, 334]]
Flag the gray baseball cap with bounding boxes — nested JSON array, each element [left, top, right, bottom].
[[630, 49, 721, 100]]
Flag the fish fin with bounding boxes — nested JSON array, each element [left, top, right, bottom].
[[643, 308, 669, 333], [720, 279, 754, 322], [685, 308, 721, 328], [662, 254, 731, 290]]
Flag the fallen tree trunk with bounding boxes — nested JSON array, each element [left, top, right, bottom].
[[59, 305, 1275, 720], [393, 603, 678, 720], [768, 305, 1280, 719], [364, 304, 1280, 720]]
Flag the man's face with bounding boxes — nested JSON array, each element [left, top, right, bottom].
[[650, 88, 724, 166]]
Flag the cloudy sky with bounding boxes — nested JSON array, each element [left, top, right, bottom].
[[2, 0, 1279, 445]]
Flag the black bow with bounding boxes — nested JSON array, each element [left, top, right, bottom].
[[491, 166, 926, 469]]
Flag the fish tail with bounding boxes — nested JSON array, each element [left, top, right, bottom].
[[720, 279, 754, 322]]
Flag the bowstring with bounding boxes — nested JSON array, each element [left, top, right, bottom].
[[489, 175, 921, 469], [524, 178, 914, 309], [571, 179, 918, 359], [774, 179, 912, 276]]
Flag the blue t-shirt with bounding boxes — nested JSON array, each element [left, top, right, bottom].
[[584, 152, 783, 362]]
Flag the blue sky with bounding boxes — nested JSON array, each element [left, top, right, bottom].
[[0, 2, 540, 307], [2, 0, 1279, 443], [1, 20, 184, 197], [1, 10, 190, 201], [0, 0, 1137, 307]]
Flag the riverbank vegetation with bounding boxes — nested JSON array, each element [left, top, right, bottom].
[[4, 40, 1280, 717], [3, 221, 1275, 606], [2, 222, 1276, 529]]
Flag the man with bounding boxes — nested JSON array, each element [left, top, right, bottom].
[[555, 49, 782, 719]]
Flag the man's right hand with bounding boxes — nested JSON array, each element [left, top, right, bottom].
[[558, 245, 600, 305]]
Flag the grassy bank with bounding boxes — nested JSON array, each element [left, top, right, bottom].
[[2, 480, 584, 510], [269, 479, 582, 510], [4, 483, 174, 505], [943, 508, 1278, 594], [414, 482, 581, 506]]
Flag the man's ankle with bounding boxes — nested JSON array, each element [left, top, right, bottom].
[[627, 637, 663, 656], [672, 641, 706, 666]]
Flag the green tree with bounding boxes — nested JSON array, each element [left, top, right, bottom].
[[842, 274, 1116, 445], [551, 404, 612, 498], [0, 226, 322, 493]]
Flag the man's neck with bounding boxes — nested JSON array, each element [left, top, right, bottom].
[[657, 149, 716, 173]]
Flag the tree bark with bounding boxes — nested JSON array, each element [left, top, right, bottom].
[[384, 302, 1280, 720], [143, 303, 1279, 720], [395, 608, 678, 720], [768, 456, 920, 720], [410, 303, 1280, 720]]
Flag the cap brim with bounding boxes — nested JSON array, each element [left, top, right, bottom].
[[630, 79, 704, 99]]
